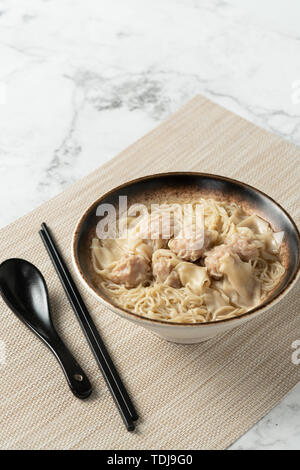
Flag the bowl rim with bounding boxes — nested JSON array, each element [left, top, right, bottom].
[[72, 171, 300, 328]]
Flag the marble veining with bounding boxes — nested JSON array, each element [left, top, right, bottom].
[[0, 0, 300, 449]]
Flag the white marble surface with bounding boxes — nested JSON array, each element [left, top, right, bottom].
[[0, 0, 299, 450]]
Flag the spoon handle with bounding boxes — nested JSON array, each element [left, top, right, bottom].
[[47, 332, 92, 399]]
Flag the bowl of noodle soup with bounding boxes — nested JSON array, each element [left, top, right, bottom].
[[72, 173, 300, 343]]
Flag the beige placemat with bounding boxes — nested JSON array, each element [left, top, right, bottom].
[[0, 96, 299, 450]]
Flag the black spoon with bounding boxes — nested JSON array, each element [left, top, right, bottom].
[[0, 258, 92, 399]]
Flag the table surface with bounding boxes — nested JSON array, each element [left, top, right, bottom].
[[0, 0, 299, 450]]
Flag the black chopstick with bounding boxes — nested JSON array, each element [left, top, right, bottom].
[[39, 224, 137, 430], [39, 223, 138, 432]]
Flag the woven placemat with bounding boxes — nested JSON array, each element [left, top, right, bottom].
[[0, 96, 299, 450]]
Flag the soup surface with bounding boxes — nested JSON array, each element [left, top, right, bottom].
[[90, 198, 285, 323]]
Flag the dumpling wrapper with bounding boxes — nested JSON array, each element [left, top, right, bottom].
[[91, 237, 152, 271], [175, 262, 210, 295], [204, 287, 244, 319], [91, 238, 124, 270], [238, 215, 284, 253], [238, 214, 269, 234], [218, 252, 261, 308]]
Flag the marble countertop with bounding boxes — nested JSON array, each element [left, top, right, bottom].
[[0, 0, 299, 450]]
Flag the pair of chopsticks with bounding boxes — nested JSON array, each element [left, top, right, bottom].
[[39, 223, 138, 432]]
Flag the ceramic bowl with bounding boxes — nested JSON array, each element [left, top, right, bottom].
[[72, 173, 300, 343]]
